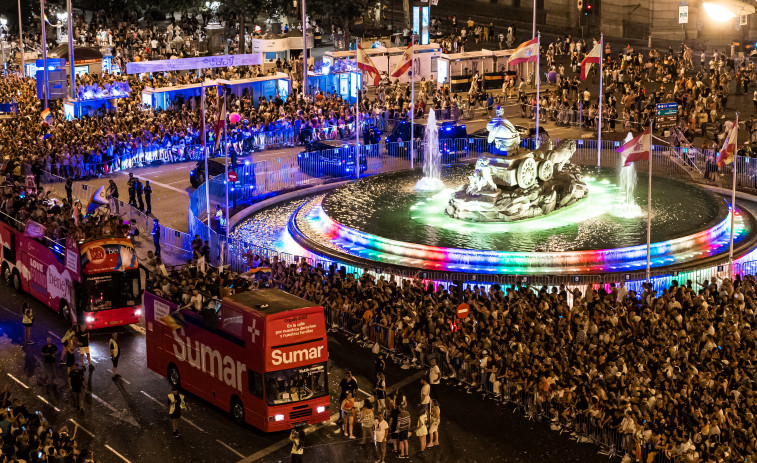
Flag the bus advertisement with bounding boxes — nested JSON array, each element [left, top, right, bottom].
[[144, 289, 330, 431], [0, 215, 143, 329]]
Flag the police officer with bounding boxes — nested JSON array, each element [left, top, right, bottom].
[[168, 386, 189, 437], [144, 180, 152, 215], [127, 173, 136, 207], [152, 218, 161, 257], [136, 178, 144, 212]]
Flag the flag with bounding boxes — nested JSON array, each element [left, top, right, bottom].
[[160, 310, 186, 331], [391, 42, 414, 77], [356, 45, 381, 86], [717, 118, 739, 167], [85, 185, 109, 215], [214, 89, 226, 153], [617, 127, 652, 166], [43, 12, 52, 25], [507, 37, 539, 67], [580, 43, 601, 80], [41, 108, 53, 125]]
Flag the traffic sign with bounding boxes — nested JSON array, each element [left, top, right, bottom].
[[456, 303, 470, 319], [228, 170, 238, 182], [573, 276, 581, 283], [679, 2, 688, 24], [656, 103, 678, 129]]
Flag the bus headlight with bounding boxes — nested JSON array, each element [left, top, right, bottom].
[[134, 309, 142, 317], [317, 406, 326, 414], [85, 316, 95, 323], [274, 414, 285, 422]]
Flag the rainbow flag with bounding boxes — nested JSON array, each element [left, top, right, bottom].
[[85, 185, 109, 215], [41, 108, 53, 125], [43, 12, 52, 25]]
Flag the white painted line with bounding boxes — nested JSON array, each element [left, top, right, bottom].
[[0, 305, 18, 316], [129, 324, 146, 335], [141, 391, 204, 432], [69, 419, 95, 437], [108, 370, 131, 384], [217, 440, 245, 458], [47, 331, 61, 340], [237, 414, 339, 463], [141, 390, 165, 408], [105, 444, 132, 463], [167, 179, 188, 185], [182, 416, 204, 432], [7, 373, 29, 389], [36, 395, 61, 412]]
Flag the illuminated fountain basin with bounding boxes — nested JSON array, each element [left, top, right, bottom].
[[285, 165, 754, 274]]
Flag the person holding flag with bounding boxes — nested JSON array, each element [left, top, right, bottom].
[[41, 108, 53, 125]]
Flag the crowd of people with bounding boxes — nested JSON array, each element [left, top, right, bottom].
[[0, 383, 95, 462], [145, 245, 757, 462]]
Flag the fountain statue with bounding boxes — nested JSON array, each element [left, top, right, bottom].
[[446, 114, 587, 222], [415, 110, 445, 191], [486, 107, 521, 154]]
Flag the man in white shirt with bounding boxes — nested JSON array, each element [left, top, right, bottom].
[[373, 410, 389, 463], [420, 377, 431, 413]]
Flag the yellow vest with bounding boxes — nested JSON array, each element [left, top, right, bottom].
[[168, 393, 186, 415]]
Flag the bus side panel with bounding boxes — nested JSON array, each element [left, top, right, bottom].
[[144, 292, 170, 379]]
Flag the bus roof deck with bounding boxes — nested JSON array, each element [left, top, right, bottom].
[[225, 289, 314, 315]]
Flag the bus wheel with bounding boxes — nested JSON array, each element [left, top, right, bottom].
[[167, 364, 181, 388], [2, 264, 10, 285], [11, 271, 21, 293], [230, 397, 245, 424], [59, 301, 70, 322]]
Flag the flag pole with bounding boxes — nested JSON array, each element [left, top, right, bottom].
[[201, 76, 210, 224], [597, 34, 603, 167], [535, 32, 540, 145], [222, 84, 229, 250], [410, 35, 415, 170], [40, 0, 49, 109], [355, 39, 360, 180], [729, 113, 739, 278], [646, 119, 653, 284]]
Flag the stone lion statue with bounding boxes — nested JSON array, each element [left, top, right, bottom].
[[466, 158, 498, 194], [546, 139, 577, 172]]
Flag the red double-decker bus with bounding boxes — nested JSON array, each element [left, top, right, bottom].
[[0, 214, 143, 329], [144, 289, 330, 431]]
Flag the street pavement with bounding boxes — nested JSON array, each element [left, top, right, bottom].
[[0, 282, 614, 463]]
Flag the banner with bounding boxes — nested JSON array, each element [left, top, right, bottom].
[[126, 54, 263, 75]]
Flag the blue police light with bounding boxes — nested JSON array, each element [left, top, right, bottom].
[[244, 160, 250, 166]]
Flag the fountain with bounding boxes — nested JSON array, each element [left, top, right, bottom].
[[615, 132, 643, 218], [415, 110, 445, 191]]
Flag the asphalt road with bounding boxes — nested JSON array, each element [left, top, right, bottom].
[[0, 281, 618, 463]]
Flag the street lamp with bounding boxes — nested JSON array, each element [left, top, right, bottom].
[[703, 2, 738, 21], [0, 17, 7, 77]]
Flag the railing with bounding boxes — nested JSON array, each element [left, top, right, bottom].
[[177, 136, 757, 290]]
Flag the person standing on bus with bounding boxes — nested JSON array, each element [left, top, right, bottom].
[[22, 303, 34, 344], [76, 326, 91, 368], [109, 333, 121, 380], [168, 386, 188, 437], [289, 427, 305, 463]]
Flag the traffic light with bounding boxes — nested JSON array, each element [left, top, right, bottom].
[[577, 0, 583, 9], [585, 3, 592, 15]]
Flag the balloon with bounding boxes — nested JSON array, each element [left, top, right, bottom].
[[229, 112, 241, 124]]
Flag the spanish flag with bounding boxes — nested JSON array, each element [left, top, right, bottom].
[[41, 108, 53, 125]]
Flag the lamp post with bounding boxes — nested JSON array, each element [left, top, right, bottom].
[[41, 0, 49, 110], [0, 18, 7, 77], [302, 0, 308, 100], [18, 0, 24, 74], [65, 0, 74, 101]]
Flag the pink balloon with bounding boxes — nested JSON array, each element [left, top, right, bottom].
[[229, 112, 241, 124]]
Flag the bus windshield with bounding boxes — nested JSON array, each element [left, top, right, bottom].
[[265, 363, 328, 406], [84, 269, 142, 311]]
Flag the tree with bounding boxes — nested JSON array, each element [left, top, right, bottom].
[[308, 0, 377, 36], [221, 0, 290, 54]]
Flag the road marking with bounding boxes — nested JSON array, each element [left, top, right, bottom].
[[117, 171, 188, 195], [69, 419, 94, 437], [47, 331, 61, 340], [92, 393, 140, 427], [141, 391, 204, 432], [141, 390, 165, 407], [0, 304, 18, 317], [105, 444, 132, 463], [216, 439, 245, 458], [36, 395, 61, 412], [129, 324, 146, 335], [167, 179, 187, 185], [108, 370, 131, 384], [7, 373, 29, 389]]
